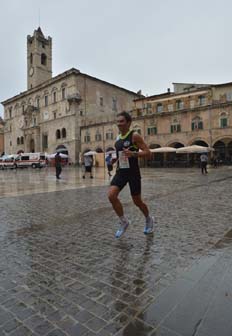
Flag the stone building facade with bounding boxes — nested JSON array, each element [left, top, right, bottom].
[[0, 117, 4, 155], [83, 82, 232, 163], [1, 28, 139, 163]]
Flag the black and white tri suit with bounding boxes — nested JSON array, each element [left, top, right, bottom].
[[110, 130, 141, 195]]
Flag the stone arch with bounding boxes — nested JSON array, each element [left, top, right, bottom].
[[149, 144, 161, 149], [95, 147, 103, 153], [166, 141, 184, 148], [191, 140, 209, 147]]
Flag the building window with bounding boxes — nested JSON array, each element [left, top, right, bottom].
[[112, 97, 117, 111], [53, 91, 57, 103], [22, 105, 25, 113], [30, 53, 33, 64], [10, 141, 12, 146], [106, 131, 113, 140], [147, 126, 157, 136], [95, 132, 102, 141], [191, 117, 203, 130], [80, 110, 83, 116], [198, 95, 206, 106], [56, 129, 61, 139], [100, 97, 104, 106], [53, 112, 56, 119], [168, 104, 173, 112], [21, 136, 24, 145], [62, 88, 66, 100], [62, 128, 66, 138], [171, 122, 181, 133], [156, 103, 163, 113], [17, 137, 20, 145], [37, 98, 40, 108], [45, 95, 48, 107], [84, 132, 91, 143], [176, 100, 184, 110], [146, 103, 152, 114], [41, 53, 47, 65], [226, 92, 232, 101], [190, 100, 195, 109], [33, 118, 36, 126], [220, 114, 228, 128]]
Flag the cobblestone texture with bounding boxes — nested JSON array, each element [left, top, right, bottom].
[[0, 166, 231, 335]]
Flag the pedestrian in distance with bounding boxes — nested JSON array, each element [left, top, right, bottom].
[[200, 152, 208, 174], [108, 111, 155, 238], [55, 152, 62, 179], [82, 155, 93, 179], [105, 153, 113, 177]]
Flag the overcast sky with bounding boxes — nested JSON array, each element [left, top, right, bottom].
[[1, 0, 232, 117]]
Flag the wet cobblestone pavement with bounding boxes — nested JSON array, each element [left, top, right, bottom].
[[0, 166, 232, 335]]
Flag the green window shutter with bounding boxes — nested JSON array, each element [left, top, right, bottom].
[[198, 121, 203, 129], [177, 124, 181, 132], [171, 125, 173, 133], [154, 127, 157, 134], [191, 122, 195, 130], [147, 128, 150, 135]]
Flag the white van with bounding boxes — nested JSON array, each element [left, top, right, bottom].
[[16, 152, 46, 168], [0, 155, 18, 170]]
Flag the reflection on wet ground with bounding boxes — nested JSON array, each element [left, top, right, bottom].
[[0, 166, 232, 335]]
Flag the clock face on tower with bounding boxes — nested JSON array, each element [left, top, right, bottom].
[[29, 67, 34, 76]]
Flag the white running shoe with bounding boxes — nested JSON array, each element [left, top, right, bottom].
[[144, 216, 154, 235], [115, 220, 130, 239]]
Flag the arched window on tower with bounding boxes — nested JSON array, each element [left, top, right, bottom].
[[56, 129, 61, 139], [62, 128, 66, 138], [30, 53, 33, 65], [41, 53, 47, 66]]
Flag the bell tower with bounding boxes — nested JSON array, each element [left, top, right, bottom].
[[27, 27, 52, 89]]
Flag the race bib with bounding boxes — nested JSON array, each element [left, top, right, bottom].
[[118, 151, 130, 169]]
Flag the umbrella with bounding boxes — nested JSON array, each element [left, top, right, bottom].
[[84, 151, 98, 156], [150, 147, 176, 153], [48, 153, 68, 159], [105, 150, 116, 155], [176, 145, 215, 154]]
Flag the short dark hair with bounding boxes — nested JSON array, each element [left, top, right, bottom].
[[117, 111, 132, 123]]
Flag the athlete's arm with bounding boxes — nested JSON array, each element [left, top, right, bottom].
[[124, 132, 151, 159]]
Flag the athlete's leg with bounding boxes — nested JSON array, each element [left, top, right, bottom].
[[131, 194, 149, 217], [108, 185, 124, 217]]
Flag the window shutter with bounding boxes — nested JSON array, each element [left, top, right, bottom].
[[177, 124, 181, 132], [191, 122, 194, 131], [198, 121, 203, 129], [171, 125, 174, 133]]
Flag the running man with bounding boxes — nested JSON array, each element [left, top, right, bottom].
[[108, 111, 154, 238]]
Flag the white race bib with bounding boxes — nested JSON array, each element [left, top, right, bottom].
[[118, 151, 130, 169]]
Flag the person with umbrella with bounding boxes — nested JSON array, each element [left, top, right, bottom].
[[108, 111, 154, 238]]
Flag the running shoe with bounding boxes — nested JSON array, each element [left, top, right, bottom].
[[115, 220, 130, 239], [144, 216, 154, 234]]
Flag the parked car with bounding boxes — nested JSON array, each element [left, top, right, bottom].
[[15, 152, 46, 168]]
